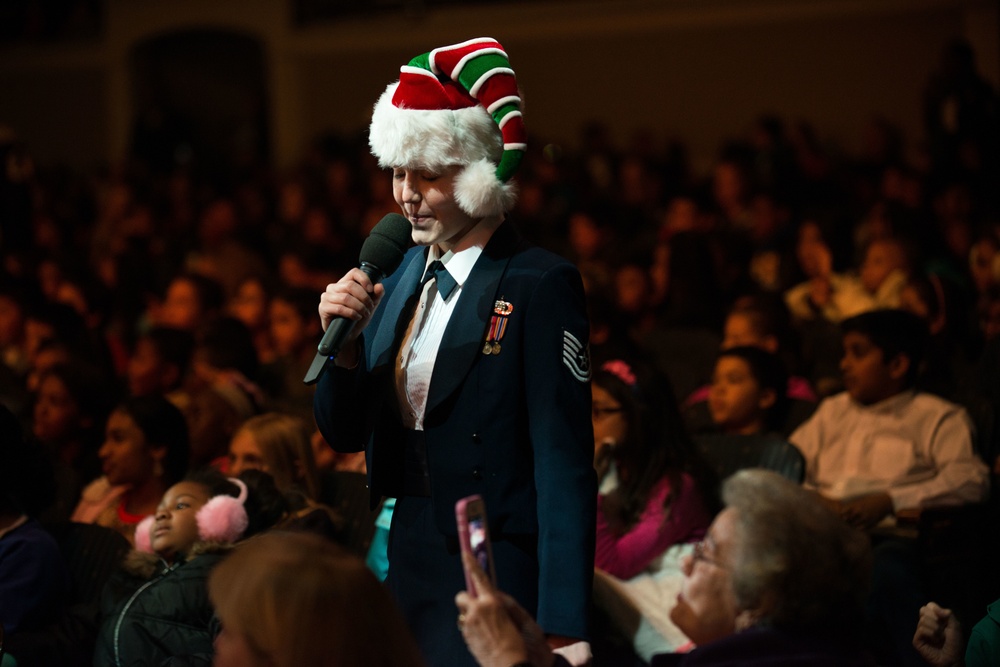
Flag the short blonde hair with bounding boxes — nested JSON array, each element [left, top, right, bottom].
[[209, 531, 425, 667], [233, 412, 320, 499]]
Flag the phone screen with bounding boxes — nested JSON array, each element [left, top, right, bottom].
[[468, 513, 490, 574], [456, 494, 495, 595]]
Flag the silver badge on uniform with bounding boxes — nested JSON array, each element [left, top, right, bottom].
[[562, 330, 591, 382]]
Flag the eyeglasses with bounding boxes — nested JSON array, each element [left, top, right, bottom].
[[691, 539, 729, 570], [592, 405, 624, 419]]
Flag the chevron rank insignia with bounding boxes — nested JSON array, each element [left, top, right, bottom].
[[562, 330, 591, 382]]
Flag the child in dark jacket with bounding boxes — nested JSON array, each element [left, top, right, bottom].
[[93, 468, 283, 667]]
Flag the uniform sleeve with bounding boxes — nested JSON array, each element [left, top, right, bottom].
[[313, 356, 370, 453], [522, 261, 597, 639], [595, 473, 708, 580]]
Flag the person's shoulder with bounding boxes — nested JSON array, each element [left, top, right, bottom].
[[0, 518, 60, 555], [815, 391, 853, 412], [909, 390, 967, 416], [510, 243, 577, 272], [984, 597, 1000, 625], [967, 599, 1000, 664]]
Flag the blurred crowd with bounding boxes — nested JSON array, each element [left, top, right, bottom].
[[0, 35, 997, 667]]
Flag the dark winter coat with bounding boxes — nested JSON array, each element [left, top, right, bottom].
[[93, 543, 230, 667]]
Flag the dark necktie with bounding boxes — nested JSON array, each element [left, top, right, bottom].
[[421, 260, 458, 299]]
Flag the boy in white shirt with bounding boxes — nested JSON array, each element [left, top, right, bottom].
[[790, 308, 988, 529]]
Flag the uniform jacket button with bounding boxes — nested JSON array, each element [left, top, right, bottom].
[[472, 466, 483, 480]]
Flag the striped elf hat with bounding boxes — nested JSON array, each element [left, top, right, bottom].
[[369, 37, 527, 218]]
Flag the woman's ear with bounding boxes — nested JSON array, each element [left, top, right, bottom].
[[735, 589, 777, 631], [150, 444, 168, 478], [734, 609, 758, 632], [887, 353, 911, 382], [758, 388, 777, 412]]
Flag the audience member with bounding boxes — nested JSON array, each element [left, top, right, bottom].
[[125, 325, 195, 399], [183, 315, 264, 466], [72, 394, 191, 545], [258, 285, 321, 422], [681, 295, 816, 436], [0, 278, 30, 379], [0, 403, 69, 639], [785, 235, 911, 325], [185, 197, 269, 298], [590, 358, 713, 660], [639, 231, 726, 402], [151, 271, 226, 332], [209, 530, 426, 667], [913, 600, 998, 667], [227, 412, 319, 500], [789, 308, 989, 666], [705, 346, 789, 437], [93, 468, 269, 666], [457, 468, 875, 666], [790, 309, 988, 527], [23, 335, 72, 393], [897, 269, 977, 399], [227, 273, 277, 366], [30, 360, 117, 522]]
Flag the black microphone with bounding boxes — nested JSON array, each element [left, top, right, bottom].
[[316, 213, 412, 357]]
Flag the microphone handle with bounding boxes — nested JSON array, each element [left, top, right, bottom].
[[317, 262, 385, 357]]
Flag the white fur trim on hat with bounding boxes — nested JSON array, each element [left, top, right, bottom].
[[369, 82, 503, 170], [455, 158, 518, 218], [369, 82, 512, 217]]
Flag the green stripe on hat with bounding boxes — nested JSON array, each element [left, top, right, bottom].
[[491, 101, 520, 126], [454, 53, 511, 93], [407, 52, 432, 71], [496, 149, 523, 184]]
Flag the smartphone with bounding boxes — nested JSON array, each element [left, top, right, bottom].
[[455, 494, 496, 596]]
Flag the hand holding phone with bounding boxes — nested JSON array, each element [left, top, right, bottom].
[[455, 494, 496, 597]]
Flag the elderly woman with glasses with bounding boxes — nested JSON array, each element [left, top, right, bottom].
[[456, 468, 877, 666]]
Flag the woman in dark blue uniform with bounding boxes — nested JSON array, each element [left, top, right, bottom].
[[313, 37, 597, 667]]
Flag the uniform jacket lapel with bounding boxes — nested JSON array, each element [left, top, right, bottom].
[[370, 248, 427, 370], [426, 222, 518, 416]]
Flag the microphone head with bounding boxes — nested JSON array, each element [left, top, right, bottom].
[[360, 213, 411, 278]]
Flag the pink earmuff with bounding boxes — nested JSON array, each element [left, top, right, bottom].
[[134, 478, 250, 553], [196, 477, 249, 543], [135, 514, 156, 553]]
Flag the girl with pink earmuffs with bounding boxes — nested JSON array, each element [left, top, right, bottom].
[[93, 468, 282, 667]]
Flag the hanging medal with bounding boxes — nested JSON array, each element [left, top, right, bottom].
[[483, 299, 513, 355]]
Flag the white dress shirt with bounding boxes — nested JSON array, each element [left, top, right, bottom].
[[789, 389, 989, 511], [395, 220, 497, 430]]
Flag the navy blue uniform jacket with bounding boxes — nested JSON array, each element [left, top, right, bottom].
[[314, 221, 596, 638]]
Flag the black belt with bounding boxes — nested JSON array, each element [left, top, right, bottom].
[[402, 429, 431, 497]]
